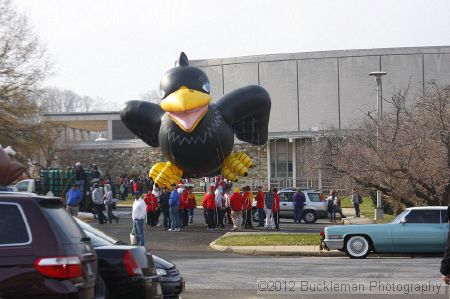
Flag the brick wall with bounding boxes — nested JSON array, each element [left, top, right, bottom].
[[57, 143, 268, 191]]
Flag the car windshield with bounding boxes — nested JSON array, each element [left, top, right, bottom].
[[390, 210, 409, 224]]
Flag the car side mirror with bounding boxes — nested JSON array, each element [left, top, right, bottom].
[[400, 218, 407, 224]]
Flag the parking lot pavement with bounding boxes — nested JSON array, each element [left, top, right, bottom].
[[90, 207, 337, 260]]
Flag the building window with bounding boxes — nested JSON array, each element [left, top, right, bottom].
[[270, 139, 293, 179]]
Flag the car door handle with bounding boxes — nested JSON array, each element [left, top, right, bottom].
[[282, 203, 287, 206]]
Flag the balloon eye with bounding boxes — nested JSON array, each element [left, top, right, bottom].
[[157, 89, 166, 99], [202, 82, 210, 93]]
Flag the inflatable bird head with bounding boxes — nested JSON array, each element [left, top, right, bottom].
[[158, 52, 211, 133]]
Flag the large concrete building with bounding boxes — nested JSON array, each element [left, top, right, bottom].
[[45, 46, 450, 190]]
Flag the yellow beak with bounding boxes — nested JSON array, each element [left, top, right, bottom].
[[160, 86, 211, 132], [160, 86, 211, 112]]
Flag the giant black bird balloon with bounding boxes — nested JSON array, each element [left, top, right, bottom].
[[121, 52, 271, 188]]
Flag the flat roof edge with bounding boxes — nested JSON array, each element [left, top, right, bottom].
[[190, 45, 450, 66]]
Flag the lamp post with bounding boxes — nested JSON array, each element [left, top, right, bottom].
[[369, 71, 387, 221]]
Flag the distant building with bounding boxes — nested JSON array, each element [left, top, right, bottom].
[[43, 46, 450, 190]]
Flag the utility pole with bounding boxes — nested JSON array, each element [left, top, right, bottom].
[[369, 71, 387, 221]]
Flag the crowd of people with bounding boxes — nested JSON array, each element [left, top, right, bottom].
[[129, 175, 284, 247], [66, 161, 119, 224]]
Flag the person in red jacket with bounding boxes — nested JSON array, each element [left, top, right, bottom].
[[271, 188, 281, 230], [255, 186, 265, 227], [144, 188, 159, 227], [230, 187, 244, 231], [202, 186, 216, 230], [179, 186, 189, 228], [187, 186, 196, 225], [242, 186, 253, 229]]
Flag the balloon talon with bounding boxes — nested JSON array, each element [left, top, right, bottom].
[[151, 162, 183, 190]]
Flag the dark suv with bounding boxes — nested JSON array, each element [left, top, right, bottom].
[[0, 192, 98, 299]]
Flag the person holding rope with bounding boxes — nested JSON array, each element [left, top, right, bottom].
[[202, 185, 216, 230], [242, 186, 253, 229], [271, 188, 281, 230], [230, 187, 243, 231]]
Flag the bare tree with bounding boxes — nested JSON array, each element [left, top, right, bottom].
[[311, 82, 450, 208], [34, 87, 94, 112], [140, 89, 162, 104], [0, 0, 51, 164]]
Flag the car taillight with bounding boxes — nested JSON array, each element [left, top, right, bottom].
[[34, 256, 83, 279], [123, 250, 143, 276]]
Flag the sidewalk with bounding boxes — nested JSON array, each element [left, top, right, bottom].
[[340, 207, 373, 225], [210, 232, 345, 257], [209, 208, 374, 256]]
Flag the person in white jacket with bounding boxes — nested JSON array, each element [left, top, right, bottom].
[[92, 183, 106, 224], [132, 191, 146, 246]]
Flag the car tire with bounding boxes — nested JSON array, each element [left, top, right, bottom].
[[345, 235, 370, 259], [302, 210, 318, 224]]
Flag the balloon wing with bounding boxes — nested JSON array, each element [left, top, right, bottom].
[[120, 100, 164, 147], [215, 85, 271, 145]]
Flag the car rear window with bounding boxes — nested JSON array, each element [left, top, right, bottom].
[[0, 203, 31, 246], [307, 192, 321, 202], [442, 210, 448, 223], [41, 205, 85, 244], [84, 230, 113, 247]]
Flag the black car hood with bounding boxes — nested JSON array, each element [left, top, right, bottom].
[[152, 254, 174, 269]]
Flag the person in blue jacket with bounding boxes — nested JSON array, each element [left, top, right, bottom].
[[169, 183, 180, 231], [66, 183, 83, 216]]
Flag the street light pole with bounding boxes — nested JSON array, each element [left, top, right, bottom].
[[369, 71, 387, 221]]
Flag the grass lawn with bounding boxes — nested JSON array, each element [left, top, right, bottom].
[[341, 196, 395, 223], [116, 196, 134, 206], [215, 234, 320, 246]]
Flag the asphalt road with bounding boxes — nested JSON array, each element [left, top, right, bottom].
[[91, 207, 448, 299]]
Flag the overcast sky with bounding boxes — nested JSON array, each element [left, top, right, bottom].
[[13, 0, 450, 106]]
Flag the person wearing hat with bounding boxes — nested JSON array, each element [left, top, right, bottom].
[[74, 162, 86, 193], [169, 184, 181, 231], [230, 187, 243, 230], [202, 185, 216, 230], [66, 183, 83, 217], [132, 191, 146, 246], [92, 183, 106, 224]]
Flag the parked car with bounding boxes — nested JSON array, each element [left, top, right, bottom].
[[12, 178, 36, 193], [0, 191, 98, 299], [75, 218, 184, 299], [322, 206, 449, 258], [252, 189, 327, 224]]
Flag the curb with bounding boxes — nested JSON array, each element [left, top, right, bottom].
[[209, 232, 345, 257]]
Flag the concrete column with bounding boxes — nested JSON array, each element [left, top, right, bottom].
[[291, 139, 296, 187], [107, 120, 113, 140], [72, 128, 76, 141]]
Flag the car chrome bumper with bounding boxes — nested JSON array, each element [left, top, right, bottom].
[[323, 239, 344, 250]]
